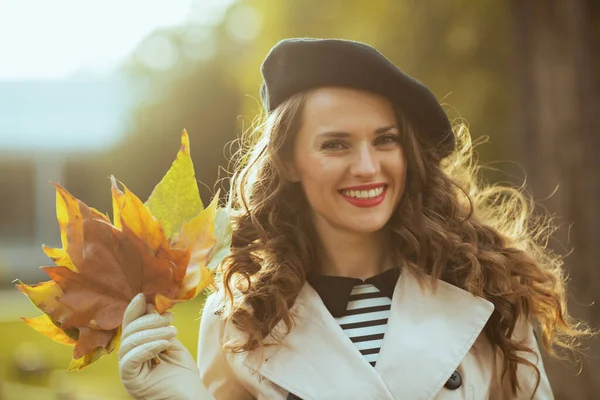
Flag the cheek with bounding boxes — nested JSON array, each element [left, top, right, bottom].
[[298, 156, 344, 187], [385, 151, 407, 190], [296, 157, 347, 209]]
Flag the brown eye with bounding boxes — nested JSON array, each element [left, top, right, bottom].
[[374, 134, 400, 146], [320, 140, 348, 151]]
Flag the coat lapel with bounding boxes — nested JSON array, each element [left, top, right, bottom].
[[375, 271, 495, 400], [242, 270, 494, 400], [243, 283, 395, 400]]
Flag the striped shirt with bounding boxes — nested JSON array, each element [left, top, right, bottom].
[[335, 283, 392, 366], [307, 267, 400, 367]]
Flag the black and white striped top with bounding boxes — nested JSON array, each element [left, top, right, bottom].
[[335, 283, 392, 366], [307, 267, 400, 367]]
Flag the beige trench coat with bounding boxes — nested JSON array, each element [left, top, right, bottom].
[[197, 271, 553, 400]]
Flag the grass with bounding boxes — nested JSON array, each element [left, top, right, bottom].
[[0, 294, 207, 400]]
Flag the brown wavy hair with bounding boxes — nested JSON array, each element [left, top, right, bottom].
[[215, 90, 592, 396]]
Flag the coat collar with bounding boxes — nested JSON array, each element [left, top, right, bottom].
[[242, 270, 495, 400], [306, 267, 401, 317]]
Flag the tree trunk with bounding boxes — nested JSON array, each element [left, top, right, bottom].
[[511, 1, 600, 399]]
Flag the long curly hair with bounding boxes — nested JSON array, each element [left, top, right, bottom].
[[215, 91, 591, 396]]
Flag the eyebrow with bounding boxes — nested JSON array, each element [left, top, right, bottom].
[[317, 125, 398, 139]]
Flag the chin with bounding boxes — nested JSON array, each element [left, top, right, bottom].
[[343, 216, 390, 234]]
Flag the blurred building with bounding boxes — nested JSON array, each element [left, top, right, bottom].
[[0, 75, 135, 283]]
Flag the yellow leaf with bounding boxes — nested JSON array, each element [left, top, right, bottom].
[[154, 193, 220, 313], [68, 327, 121, 371], [67, 345, 106, 371], [182, 263, 214, 299], [42, 245, 77, 272], [16, 280, 63, 312], [90, 207, 110, 223], [176, 192, 219, 250], [145, 130, 203, 239], [111, 176, 165, 251], [111, 177, 124, 230], [154, 293, 175, 313], [22, 315, 76, 346], [52, 183, 83, 271], [155, 264, 213, 313]]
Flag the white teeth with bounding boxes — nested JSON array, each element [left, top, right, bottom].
[[341, 186, 385, 199]]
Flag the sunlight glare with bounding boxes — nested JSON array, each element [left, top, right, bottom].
[[0, 0, 197, 79]]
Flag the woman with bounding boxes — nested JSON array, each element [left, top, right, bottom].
[[117, 38, 590, 399]]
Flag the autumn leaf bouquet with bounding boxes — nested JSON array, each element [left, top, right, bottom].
[[15, 130, 231, 370]]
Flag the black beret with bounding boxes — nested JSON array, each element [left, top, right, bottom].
[[260, 37, 455, 158]]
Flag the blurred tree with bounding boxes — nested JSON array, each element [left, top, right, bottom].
[[66, 29, 242, 211], [277, 0, 519, 179], [511, 1, 600, 399], [112, 30, 241, 204]]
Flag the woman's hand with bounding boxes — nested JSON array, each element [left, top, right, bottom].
[[118, 293, 208, 400]]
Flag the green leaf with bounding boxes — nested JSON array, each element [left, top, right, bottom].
[[145, 130, 204, 239]]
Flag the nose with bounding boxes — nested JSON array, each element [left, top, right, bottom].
[[349, 145, 379, 178]]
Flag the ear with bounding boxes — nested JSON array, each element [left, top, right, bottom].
[[283, 160, 300, 183]]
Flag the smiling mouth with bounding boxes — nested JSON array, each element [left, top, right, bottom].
[[339, 186, 385, 199], [338, 185, 388, 207]]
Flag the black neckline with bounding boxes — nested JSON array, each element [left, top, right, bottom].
[[307, 267, 401, 317]]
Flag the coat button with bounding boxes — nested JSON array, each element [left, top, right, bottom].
[[444, 370, 462, 390]]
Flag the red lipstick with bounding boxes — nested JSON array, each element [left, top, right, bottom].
[[338, 184, 387, 208]]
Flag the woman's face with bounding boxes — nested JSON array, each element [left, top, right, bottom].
[[289, 87, 407, 235]]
